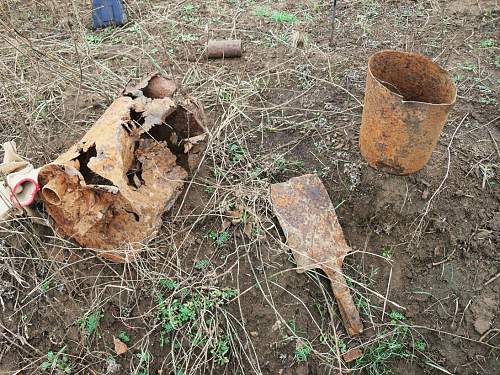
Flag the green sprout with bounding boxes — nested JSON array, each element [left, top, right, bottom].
[[194, 259, 210, 270], [79, 310, 103, 336], [40, 346, 71, 374], [118, 331, 130, 343], [159, 278, 177, 291], [415, 339, 426, 351], [294, 342, 312, 362]]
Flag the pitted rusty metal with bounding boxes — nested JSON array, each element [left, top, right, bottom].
[[38, 73, 207, 262], [360, 50, 456, 175], [271, 174, 363, 336]]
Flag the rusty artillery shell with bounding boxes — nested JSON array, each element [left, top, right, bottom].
[[206, 39, 242, 59], [359, 50, 457, 175]]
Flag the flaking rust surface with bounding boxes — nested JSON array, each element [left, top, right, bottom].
[[38, 73, 207, 262], [271, 174, 363, 336]]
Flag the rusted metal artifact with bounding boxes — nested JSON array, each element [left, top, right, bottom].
[[38, 73, 207, 262], [271, 174, 363, 336], [206, 39, 242, 59], [359, 50, 457, 175]]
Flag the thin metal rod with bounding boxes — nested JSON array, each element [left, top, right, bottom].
[[329, 0, 338, 46]]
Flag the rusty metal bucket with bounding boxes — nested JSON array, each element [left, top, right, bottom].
[[359, 51, 457, 175]]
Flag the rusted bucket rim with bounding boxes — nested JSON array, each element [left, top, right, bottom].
[[368, 50, 457, 107]]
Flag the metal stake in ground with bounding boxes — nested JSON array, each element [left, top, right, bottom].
[[329, 0, 338, 46]]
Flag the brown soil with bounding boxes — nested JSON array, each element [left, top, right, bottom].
[[0, 0, 498, 374]]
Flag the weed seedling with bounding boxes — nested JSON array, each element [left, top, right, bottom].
[[41, 280, 50, 293], [118, 331, 130, 343], [389, 311, 405, 323], [78, 310, 103, 336], [194, 259, 210, 270], [40, 346, 71, 373], [211, 337, 230, 365], [415, 339, 426, 351], [355, 311, 412, 374], [270, 11, 298, 24], [159, 278, 177, 291], [462, 62, 476, 72], [382, 246, 393, 259], [480, 39, 495, 48], [228, 143, 246, 163], [84, 34, 104, 46], [208, 230, 230, 247], [294, 342, 312, 362], [156, 286, 237, 366]]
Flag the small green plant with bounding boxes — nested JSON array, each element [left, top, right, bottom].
[[194, 259, 210, 270], [118, 331, 130, 343], [462, 62, 476, 72], [155, 286, 238, 366], [211, 337, 230, 365], [84, 34, 104, 46], [354, 336, 412, 375], [79, 310, 103, 336], [294, 342, 312, 362], [208, 230, 230, 247], [216, 231, 229, 247], [480, 39, 495, 48], [40, 346, 71, 373], [177, 33, 199, 42], [389, 311, 406, 323], [270, 11, 298, 24], [313, 303, 326, 319], [159, 278, 177, 291], [275, 158, 305, 173], [183, 3, 196, 13], [495, 55, 500, 69], [382, 246, 392, 259], [41, 280, 50, 293], [415, 339, 426, 351], [127, 22, 140, 33], [355, 309, 413, 374], [288, 320, 297, 335], [41, 14, 52, 23], [228, 143, 246, 162], [452, 73, 464, 84]]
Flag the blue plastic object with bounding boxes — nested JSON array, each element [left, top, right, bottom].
[[92, 0, 126, 29]]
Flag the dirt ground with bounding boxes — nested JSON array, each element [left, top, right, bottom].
[[0, 0, 498, 374]]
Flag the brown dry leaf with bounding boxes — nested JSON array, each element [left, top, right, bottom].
[[113, 337, 128, 355], [243, 221, 253, 238], [221, 219, 232, 231], [227, 209, 242, 224]]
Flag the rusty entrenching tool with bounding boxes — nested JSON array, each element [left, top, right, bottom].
[[271, 174, 363, 336]]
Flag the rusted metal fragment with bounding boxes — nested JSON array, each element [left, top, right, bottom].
[[123, 72, 178, 99], [360, 50, 456, 175], [342, 348, 363, 363], [38, 73, 207, 262], [207, 40, 242, 59], [271, 174, 363, 336]]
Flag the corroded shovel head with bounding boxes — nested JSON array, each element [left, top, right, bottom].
[[271, 174, 363, 336]]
